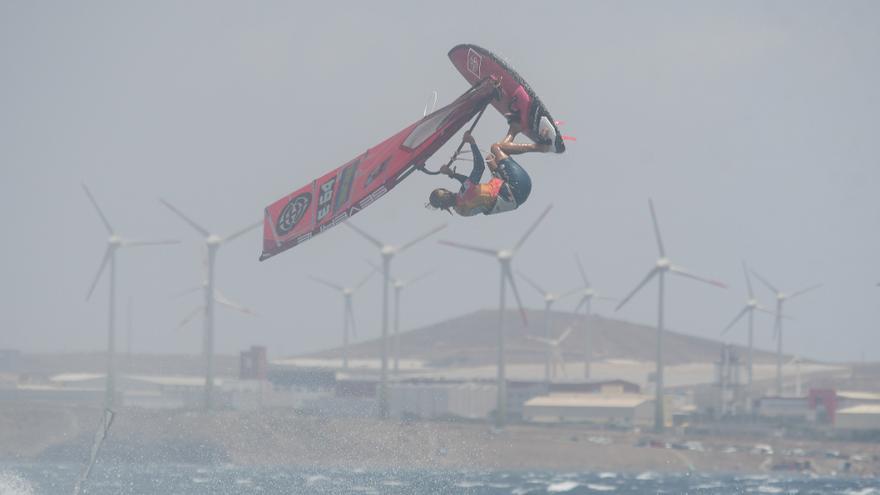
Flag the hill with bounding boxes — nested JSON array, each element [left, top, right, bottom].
[[310, 309, 780, 367]]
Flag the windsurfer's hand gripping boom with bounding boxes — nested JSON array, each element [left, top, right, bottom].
[[428, 125, 549, 217]]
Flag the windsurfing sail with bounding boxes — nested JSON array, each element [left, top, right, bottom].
[[260, 79, 496, 261], [72, 408, 115, 495], [448, 44, 566, 154]]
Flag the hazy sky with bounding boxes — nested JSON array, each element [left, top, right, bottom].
[[2, 1, 878, 362]]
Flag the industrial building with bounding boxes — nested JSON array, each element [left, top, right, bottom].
[[835, 405, 880, 432], [523, 393, 656, 426], [388, 382, 496, 420]]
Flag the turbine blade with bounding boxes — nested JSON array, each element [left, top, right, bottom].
[[557, 287, 582, 301], [405, 270, 433, 288], [438, 240, 497, 257], [505, 268, 529, 326], [750, 269, 780, 295], [398, 224, 447, 253], [557, 327, 572, 343], [670, 265, 727, 288], [214, 289, 256, 315], [354, 270, 375, 290], [159, 199, 211, 237], [788, 284, 822, 300], [120, 239, 180, 247], [514, 204, 553, 251], [176, 306, 204, 331], [574, 253, 591, 288], [742, 261, 754, 299], [344, 221, 384, 249], [308, 275, 344, 292], [721, 306, 749, 335], [516, 270, 547, 297], [525, 335, 552, 345], [648, 199, 665, 257], [364, 258, 383, 274], [86, 247, 112, 301], [223, 221, 261, 244], [173, 285, 205, 299], [755, 305, 775, 317], [82, 184, 114, 234], [615, 267, 659, 311]]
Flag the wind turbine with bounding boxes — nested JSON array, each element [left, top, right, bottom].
[[308, 271, 374, 369], [440, 204, 553, 428], [615, 199, 726, 433], [367, 260, 432, 374], [720, 262, 774, 387], [83, 185, 179, 408], [517, 270, 578, 384], [749, 269, 821, 397], [160, 199, 260, 410], [344, 221, 446, 418], [786, 355, 803, 397], [572, 254, 615, 380], [526, 327, 573, 381]]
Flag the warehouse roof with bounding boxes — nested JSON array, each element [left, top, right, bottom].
[[837, 390, 880, 401], [837, 404, 880, 415], [525, 393, 653, 409]]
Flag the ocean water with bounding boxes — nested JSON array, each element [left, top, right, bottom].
[[1, 464, 879, 495]]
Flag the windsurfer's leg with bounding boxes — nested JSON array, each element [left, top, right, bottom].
[[490, 143, 510, 164], [497, 122, 551, 154]]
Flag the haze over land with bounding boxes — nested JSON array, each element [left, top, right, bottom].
[[1, 1, 879, 364]]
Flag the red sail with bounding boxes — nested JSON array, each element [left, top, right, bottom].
[[260, 80, 495, 261]]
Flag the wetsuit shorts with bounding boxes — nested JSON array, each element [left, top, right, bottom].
[[498, 157, 532, 206]]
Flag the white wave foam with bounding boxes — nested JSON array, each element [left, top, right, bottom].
[[755, 485, 783, 494], [586, 483, 616, 491], [547, 480, 579, 492]]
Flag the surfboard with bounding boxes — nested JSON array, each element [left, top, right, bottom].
[[448, 44, 566, 154]]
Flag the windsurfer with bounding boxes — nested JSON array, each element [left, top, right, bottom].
[[428, 124, 547, 216]]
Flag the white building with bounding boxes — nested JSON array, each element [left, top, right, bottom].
[[388, 382, 496, 420], [523, 393, 656, 426], [835, 404, 880, 432]]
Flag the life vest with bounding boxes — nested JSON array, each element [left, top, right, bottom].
[[454, 177, 515, 216]]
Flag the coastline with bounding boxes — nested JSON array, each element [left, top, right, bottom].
[[2, 404, 878, 477]]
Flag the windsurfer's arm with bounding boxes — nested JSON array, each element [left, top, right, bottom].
[[463, 132, 485, 183], [439, 164, 469, 185]]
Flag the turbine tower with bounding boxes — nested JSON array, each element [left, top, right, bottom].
[[160, 199, 260, 410], [308, 271, 374, 369], [83, 185, 178, 408], [526, 327, 573, 381], [517, 270, 578, 384], [786, 355, 803, 397], [749, 269, 821, 397], [367, 261, 432, 374], [615, 199, 726, 432], [440, 204, 553, 428], [572, 253, 615, 380], [345, 222, 446, 418], [720, 261, 774, 387]]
